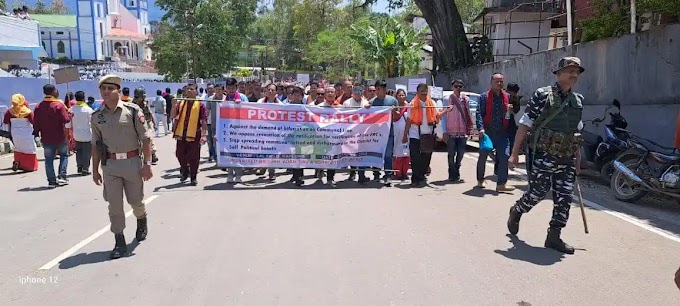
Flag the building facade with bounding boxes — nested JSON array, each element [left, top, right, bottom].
[[34, 0, 151, 61], [476, 0, 565, 61], [0, 15, 46, 70]]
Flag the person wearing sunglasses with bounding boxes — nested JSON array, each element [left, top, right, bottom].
[[441, 79, 474, 183]]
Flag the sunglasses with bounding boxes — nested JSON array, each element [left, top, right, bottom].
[[454, 85, 463, 89]]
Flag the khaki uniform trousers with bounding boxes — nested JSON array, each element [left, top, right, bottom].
[[102, 156, 147, 234]]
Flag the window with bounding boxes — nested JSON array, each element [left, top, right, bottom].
[[56, 31, 64, 35], [41, 31, 45, 34], [42, 41, 46, 50], [99, 23, 103, 38], [97, 4, 102, 18], [130, 0, 135, 6], [57, 41, 65, 53]]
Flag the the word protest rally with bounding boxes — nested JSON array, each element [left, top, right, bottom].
[[1, 0, 679, 304]]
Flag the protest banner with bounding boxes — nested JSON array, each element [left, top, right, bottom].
[[407, 78, 427, 93], [216, 103, 392, 169]]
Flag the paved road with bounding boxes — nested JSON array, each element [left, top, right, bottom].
[[1, 136, 679, 305]]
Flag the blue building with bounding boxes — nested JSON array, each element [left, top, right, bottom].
[[33, 0, 152, 61]]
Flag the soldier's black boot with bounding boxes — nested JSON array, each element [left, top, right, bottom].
[[507, 206, 522, 235], [110, 234, 127, 259], [544, 228, 575, 254], [136, 217, 148, 241], [151, 153, 159, 165]]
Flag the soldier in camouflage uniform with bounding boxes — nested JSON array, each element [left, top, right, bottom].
[[133, 87, 159, 165], [507, 57, 585, 254]]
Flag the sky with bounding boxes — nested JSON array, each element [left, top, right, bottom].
[[15, 0, 392, 21]]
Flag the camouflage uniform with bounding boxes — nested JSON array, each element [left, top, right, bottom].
[[133, 88, 159, 164], [507, 57, 586, 254]]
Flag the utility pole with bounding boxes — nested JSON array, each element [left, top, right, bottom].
[[630, 0, 637, 33]]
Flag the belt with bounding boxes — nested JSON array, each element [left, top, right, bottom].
[[107, 150, 140, 160]]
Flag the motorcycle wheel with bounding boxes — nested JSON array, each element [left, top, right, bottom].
[[610, 159, 648, 202]]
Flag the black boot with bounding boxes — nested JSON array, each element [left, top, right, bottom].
[[136, 217, 148, 241], [544, 228, 575, 254], [110, 234, 128, 259], [507, 206, 522, 235], [151, 153, 159, 165], [180, 168, 189, 182]]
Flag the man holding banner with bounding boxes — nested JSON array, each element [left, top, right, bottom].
[[367, 80, 398, 186]]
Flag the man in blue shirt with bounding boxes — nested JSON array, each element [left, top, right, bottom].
[[475, 73, 515, 193], [369, 80, 398, 186]]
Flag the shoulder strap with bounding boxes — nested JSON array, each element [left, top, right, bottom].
[[531, 90, 570, 150], [123, 104, 140, 138]]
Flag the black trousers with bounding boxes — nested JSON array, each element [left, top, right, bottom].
[[409, 138, 432, 183]]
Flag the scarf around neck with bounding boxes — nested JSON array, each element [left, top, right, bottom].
[[410, 95, 436, 125]]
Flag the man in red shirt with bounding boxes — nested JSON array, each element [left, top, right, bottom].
[[33, 84, 72, 188], [171, 83, 208, 186]]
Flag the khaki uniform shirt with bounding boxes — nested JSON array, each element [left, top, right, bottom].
[[91, 101, 151, 153]]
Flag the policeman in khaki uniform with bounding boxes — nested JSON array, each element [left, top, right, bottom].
[[91, 74, 154, 259], [508, 57, 585, 254]]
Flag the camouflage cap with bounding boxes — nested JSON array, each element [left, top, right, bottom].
[[133, 87, 146, 98], [553, 56, 585, 74]]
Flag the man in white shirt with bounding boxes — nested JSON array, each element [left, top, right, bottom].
[[152, 90, 169, 137], [70, 91, 94, 175]]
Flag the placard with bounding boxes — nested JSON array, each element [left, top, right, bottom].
[[52, 66, 80, 84], [216, 103, 392, 169], [407, 78, 427, 93]]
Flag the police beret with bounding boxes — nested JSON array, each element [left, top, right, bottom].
[[99, 74, 122, 88]]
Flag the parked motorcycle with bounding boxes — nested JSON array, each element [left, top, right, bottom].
[[610, 132, 680, 202], [580, 99, 629, 180]]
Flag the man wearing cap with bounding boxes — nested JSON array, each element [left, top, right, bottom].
[[91, 74, 154, 259], [132, 87, 159, 165], [507, 57, 586, 254]]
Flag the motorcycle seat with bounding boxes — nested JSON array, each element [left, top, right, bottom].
[[651, 151, 680, 162]]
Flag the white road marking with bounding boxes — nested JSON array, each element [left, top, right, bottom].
[[463, 152, 680, 244], [37, 195, 160, 271]]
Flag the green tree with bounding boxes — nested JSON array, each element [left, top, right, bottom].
[[33, 0, 49, 14], [351, 16, 423, 78], [152, 0, 257, 80], [581, 0, 680, 42], [48, 0, 68, 14], [306, 29, 365, 80], [358, 0, 472, 71]]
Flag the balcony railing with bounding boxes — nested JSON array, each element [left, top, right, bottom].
[[486, 0, 564, 13]]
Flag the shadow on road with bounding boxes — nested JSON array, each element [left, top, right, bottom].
[[463, 187, 499, 198], [494, 234, 566, 266], [202, 178, 387, 191], [58, 239, 141, 269], [17, 186, 55, 192]]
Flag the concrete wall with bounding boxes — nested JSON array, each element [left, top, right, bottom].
[[0, 16, 41, 48], [0, 78, 186, 107], [388, 24, 680, 146]]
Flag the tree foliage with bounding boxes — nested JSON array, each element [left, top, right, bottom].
[[151, 0, 257, 81], [306, 28, 365, 80], [581, 0, 680, 42], [48, 0, 68, 14], [351, 16, 423, 78], [33, 0, 48, 13]]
